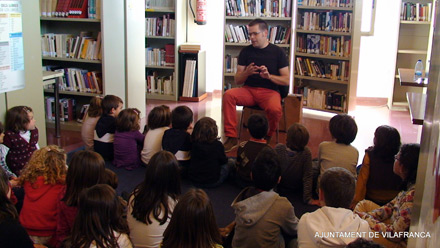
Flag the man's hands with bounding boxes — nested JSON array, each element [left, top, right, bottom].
[[243, 63, 270, 79]]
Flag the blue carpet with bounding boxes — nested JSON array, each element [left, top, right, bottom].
[[68, 148, 319, 228]]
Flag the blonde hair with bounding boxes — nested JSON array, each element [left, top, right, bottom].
[[20, 145, 67, 185]]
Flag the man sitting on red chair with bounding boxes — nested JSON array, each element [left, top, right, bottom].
[[223, 18, 290, 152]]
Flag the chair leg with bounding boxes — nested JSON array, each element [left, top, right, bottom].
[[276, 123, 279, 144], [238, 108, 244, 140]]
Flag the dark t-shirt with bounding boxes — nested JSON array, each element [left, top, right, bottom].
[[189, 141, 228, 184], [238, 43, 289, 91]]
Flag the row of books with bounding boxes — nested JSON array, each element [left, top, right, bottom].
[[181, 60, 198, 97], [401, 2, 432, 22], [226, 0, 292, 17], [297, 34, 351, 57], [225, 24, 291, 44], [298, 0, 353, 7], [295, 57, 349, 81], [41, 32, 101, 60], [44, 67, 103, 94], [146, 72, 175, 95], [225, 55, 238, 73], [294, 87, 347, 112], [298, 11, 352, 33], [146, 15, 175, 37], [145, 44, 174, 66], [146, 0, 174, 9], [40, 0, 101, 19], [44, 97, 77, 122]]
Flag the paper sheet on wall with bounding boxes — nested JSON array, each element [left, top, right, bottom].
[[0, 0, 24, 93]]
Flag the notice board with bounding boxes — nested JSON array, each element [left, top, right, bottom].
[[0, 0, 24, 93]]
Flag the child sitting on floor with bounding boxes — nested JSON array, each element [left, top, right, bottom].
[[235, 113, 270, 188], [19, 145, 67, 247], [3, 106, 39, 176], [161, 188, 222, 248], [355, 143, 420, 248], [318, 113, 359, 177], [81, 96, 102, 151], [94, 95, 123, 161], [352, 125, 402, 207], [275, 123, 319, 206], [64, 184, 132, 248], [224, 146, 299, 248], [114, 108, 145, 170], [162, 106, 193, 169], [128, 151, 181, 247], [141, 105, 171, 165], [189, 117, 230, 188], [55, 150, 106, 247], [298, 167, 371, 247]]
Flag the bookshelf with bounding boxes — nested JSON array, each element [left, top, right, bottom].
[[145, 0, 186, 101], [178, 50, 207, 102], [223, 1, 294, 91], [390, 0, 435, 108], [293, 1, 355, 113], [40, 0, 125, 131]]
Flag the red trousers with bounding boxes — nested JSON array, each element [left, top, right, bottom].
[[223, 86, 281, 138]]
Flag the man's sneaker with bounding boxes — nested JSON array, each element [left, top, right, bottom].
[[224, 137, 239, 153], [265, 135, 272, 144]]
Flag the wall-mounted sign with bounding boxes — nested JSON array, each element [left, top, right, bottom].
[[0, 0, 24, 93]]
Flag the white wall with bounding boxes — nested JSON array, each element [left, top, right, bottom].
[[186, 0, 224, 92], [356, 0, 400, 98]]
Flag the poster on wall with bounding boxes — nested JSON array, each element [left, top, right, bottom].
[[0, 0, 24, 94]]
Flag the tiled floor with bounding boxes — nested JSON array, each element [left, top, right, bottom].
[[47, 92, 421, 163]]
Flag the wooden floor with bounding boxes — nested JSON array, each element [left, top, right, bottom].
[[47, 92, 421, 163]]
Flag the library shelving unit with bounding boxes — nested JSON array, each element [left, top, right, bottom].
[[145, 0, 186, 101], [223, 2, 294, 91], [390, 0, 435, 108], [293, 1, 355, 113], [40, 0, 125, 131]]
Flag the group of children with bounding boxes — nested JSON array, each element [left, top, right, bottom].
[[0, 99, 421, 248]]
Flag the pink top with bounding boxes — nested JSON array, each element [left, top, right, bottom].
[[81, 115, 99, 150]]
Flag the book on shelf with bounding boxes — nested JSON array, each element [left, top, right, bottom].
[[297, 34, 351, 57], [298, 0, 353, 8], [401, 2, 432, 21], [77, 104, 90, 123], [225, 24, 291, 44], [43, 66, 103, 94], [295, 57, 349, 81], [225, 0, 292, 17], [182, 60, 197, 97], [146, 71, 175, 95], [41, 31, 101, 60], [146, 0, 175, 10], [180, 43, 202, 51], [225, 54, 238, 73], [298, 11, 352, 33], [145, 47, 167, 66], [293, 86, 346, 112], [45, 96, 77, 122], [164, 44, 175, 66], [40, 0, 101, 18], [146, 14, 175, 37]]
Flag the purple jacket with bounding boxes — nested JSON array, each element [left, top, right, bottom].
[[113, 130, 145, 169]]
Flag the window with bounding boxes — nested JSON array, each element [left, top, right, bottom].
[[361, 0, 376, 35]]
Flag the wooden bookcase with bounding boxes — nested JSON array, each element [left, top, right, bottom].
[[145, 0, 186, 101], [293, 1, 355, 113], [40, 0, 125, 131], [223, 1, 294, 91], [390, 0, 435, 108]]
